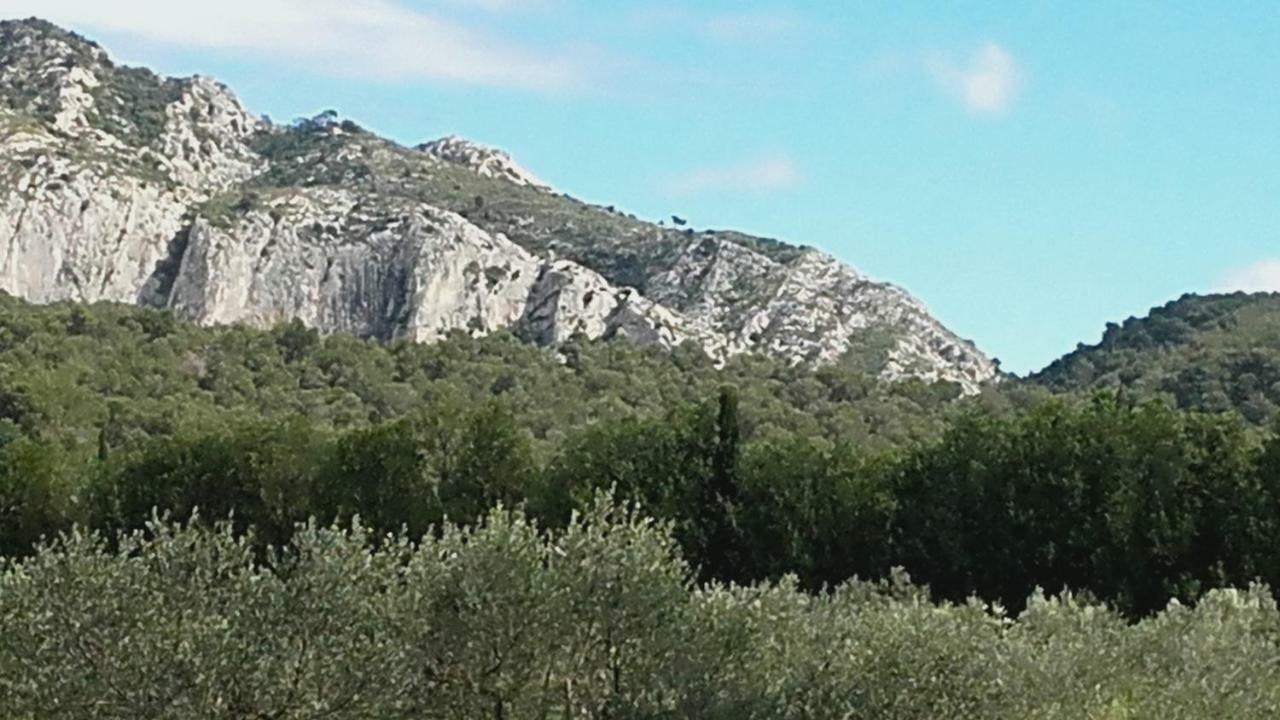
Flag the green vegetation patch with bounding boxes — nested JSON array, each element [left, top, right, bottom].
[[3, 502, 1279, 719], [1031, 292, 1280, 423]]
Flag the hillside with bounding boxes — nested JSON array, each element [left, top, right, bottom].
[[1030, 292, 1280, 423], [0, 293, 963, 458], [0, 18, 997, 392]]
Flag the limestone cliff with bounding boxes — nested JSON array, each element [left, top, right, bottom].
[[0, 19, 998, 392]]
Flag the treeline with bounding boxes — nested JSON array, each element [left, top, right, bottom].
[[3, 504, 1277, 719], [0, 295, 968, 454], [6, 384, 1279, 617]]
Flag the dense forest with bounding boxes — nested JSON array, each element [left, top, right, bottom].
[[2, 294, 1280, 611], [4, 293, 1280, 716], [1033, 292, 1280, 422]]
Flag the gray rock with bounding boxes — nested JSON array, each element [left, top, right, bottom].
[[0, 19, 999, 393], [418, 135, 551, 191]]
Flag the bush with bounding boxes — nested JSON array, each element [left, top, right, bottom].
[[3, 502, 1279, 718]]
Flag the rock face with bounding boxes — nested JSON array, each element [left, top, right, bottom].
[[170, 191, 544, 343], [418, 136, 550, 191], [0, 19, 999, 392]]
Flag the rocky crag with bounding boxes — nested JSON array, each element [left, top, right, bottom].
[[0, 18, 998, 392]]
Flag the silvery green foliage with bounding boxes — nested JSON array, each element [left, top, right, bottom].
[[0, 514, 412, 718], [3, 500, 1280, 719]]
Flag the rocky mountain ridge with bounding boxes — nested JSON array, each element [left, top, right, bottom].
[[418, 135, 551, 191], [0, 18, 998, 392]]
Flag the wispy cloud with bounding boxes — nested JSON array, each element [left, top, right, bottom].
[[664, 155, 801, 195], [1217, 260, 1280, 293], [441, 0, 558, 12], [927, 42, 1023, 115], [702, 10, 803, 43], [4, 0, 582, 91], [629, 7, 804, 44]]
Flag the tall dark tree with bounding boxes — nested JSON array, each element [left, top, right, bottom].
[[693, 386, 744, 581]]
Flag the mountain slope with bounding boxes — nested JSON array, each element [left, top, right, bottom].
[[0, 293, 966, 455], [0, 18, 997, 392], [1029, 292, 1280, 423]]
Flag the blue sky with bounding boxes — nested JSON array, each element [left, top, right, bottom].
[[6, 1, 1279, 373]]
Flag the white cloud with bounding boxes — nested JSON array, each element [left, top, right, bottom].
[[702, 11, 803, 43], [928, 42, 1023, 115], [664, 155, 801, 195], [441, 0, 557, 12], [1217, 260, 1280, 293], [628, 7, 803, 44], [1, 0, 581, 91]]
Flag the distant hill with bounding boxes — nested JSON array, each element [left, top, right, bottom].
[[1029, 293, 1280, 423]]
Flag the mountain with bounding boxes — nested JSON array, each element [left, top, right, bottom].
[[1029, 292, 1280, 423], [0, 18, 997, 392]]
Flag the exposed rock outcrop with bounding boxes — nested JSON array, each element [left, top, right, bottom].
[[0, 19, 999, 392], [418, 135, 551, 191]]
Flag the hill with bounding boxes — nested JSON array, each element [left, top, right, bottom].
[[1029, 292, 1280, 423]]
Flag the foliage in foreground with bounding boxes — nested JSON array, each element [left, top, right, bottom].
[[3, 501, 1279, 720]]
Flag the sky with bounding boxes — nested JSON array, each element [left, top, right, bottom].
[[3, 1, 1278, 374]]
